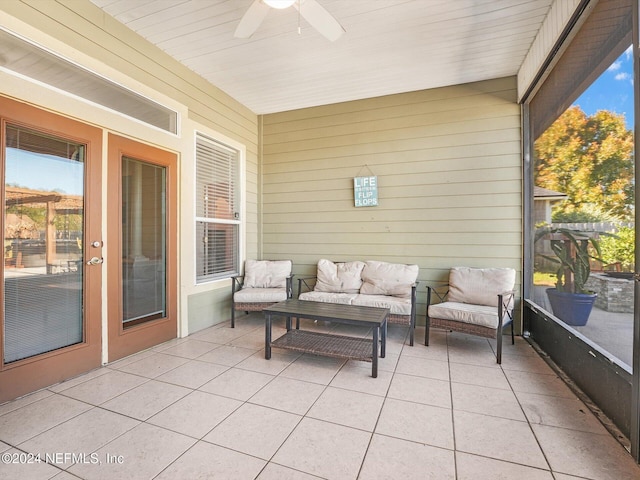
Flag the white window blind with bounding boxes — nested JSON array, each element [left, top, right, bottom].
[[195, 133, 240, 283]]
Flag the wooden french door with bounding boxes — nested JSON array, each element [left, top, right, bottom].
[[106, 134, 177, 362], [0, 97, 103, 403]]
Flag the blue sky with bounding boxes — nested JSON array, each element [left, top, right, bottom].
[[573, 46, 634, 129], [6, 149, 84, 195]]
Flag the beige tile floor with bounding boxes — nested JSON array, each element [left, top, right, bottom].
[[1, 313, 640, 480]]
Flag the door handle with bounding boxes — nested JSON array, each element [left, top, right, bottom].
[[86, 256, 104, 266]]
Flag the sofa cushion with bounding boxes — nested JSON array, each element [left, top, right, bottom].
[[359, 261, 419, 298], [243, 260, 292, 288], [234, 287, 288, 303], [299, 291, 357, 305], [448, 267, 515, 307], [315, 259, 366, 293], [351, 294, 412, 316], [428, 301, 500, 329]]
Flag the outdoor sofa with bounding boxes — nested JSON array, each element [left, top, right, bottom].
[[297, 259, 420, 345]]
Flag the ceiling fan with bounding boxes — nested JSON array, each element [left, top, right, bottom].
[[234, 0, 345, 42]]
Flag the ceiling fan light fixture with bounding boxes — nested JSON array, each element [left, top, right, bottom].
[[263, 0, 296, 9], [237, 0, 344, 41]]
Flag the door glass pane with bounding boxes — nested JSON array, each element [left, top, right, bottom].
[[3, 125, 84, 363], [532, 45, 635, 369], [121, 157, 166, 327]]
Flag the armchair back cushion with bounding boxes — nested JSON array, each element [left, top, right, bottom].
[[315, 259, 366, 293], [243, 260, 292, 289], [360, 261, 419, 298], [448, 267, 516, 307]]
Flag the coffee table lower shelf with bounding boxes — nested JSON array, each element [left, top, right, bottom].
[[271, 329, 374, 363]]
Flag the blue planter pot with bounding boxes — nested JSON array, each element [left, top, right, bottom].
[[546, 288, 596, 326]]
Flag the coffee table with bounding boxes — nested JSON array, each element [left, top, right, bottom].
[[263, 299, 389, 377]]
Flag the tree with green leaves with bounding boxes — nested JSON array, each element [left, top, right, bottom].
[[535, 106, 634, 220]]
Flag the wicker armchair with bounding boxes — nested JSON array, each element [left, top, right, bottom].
[[424, 267, 516, 363], [231, 260, 293, 328]]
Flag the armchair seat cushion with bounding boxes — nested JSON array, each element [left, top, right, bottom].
[[299, 291, 357, 305], [351, 294, 413, 315], [428, 301, 500, 329], [234, 287, 288, 304]]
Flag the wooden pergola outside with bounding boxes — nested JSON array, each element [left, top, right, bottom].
[[4, 186, 83, 271]]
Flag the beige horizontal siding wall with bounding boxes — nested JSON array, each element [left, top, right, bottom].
[[261, 77, 522, 325]]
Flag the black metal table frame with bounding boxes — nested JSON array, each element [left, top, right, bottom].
[[264, 299, 388, 377]]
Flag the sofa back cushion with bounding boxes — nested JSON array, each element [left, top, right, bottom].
[[360, 261, 419, 298], [315, 259, 366, 293], [448, 267, 516, 307], [243, 260, 292, 288]]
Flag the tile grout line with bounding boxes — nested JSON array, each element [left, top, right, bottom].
[[501, 347, 555, 476], [447, 332, 460, 480], [251, 321, 348, 478], [354, 326, 409, 479]]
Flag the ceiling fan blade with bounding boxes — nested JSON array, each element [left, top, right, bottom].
[[234, 0, 270, 38], [295, 0, 345, 41]]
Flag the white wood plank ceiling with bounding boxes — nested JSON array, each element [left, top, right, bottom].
[[90, 0, 554, 114]]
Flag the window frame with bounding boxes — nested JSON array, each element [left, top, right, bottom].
[[194, 131, 244, 285]]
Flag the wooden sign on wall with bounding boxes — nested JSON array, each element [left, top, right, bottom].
[[354, 176, 378, 207]]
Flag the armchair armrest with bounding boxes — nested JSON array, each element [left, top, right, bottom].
[[497, 289, 516, 308], [286, 274, 295, 299], [498, 290, 515, 302], [297, 276, 317, 297], [426, 284, 449, 306], [231, 275, 244, 294], [409, 282, 419, 304], [409, 280, 419, 313], [497, 289, 516, 326]]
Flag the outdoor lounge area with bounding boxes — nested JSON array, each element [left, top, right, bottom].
[[3, 0, 640, 475], [1, 317, 639, 480]]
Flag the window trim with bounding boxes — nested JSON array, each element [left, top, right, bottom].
[[193, 131, 245, 285]]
